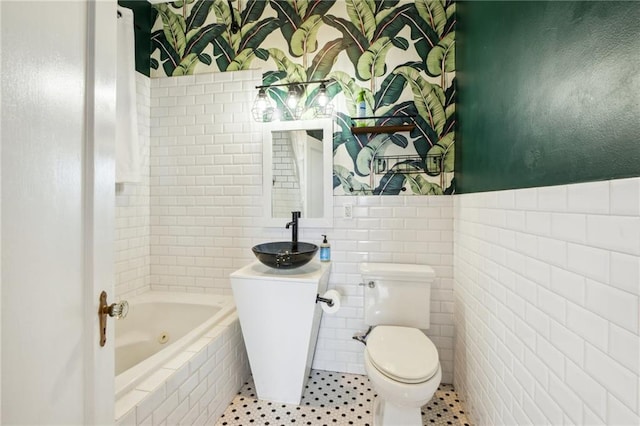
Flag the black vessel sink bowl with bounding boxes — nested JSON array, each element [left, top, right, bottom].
[[252, 242, 318, 269]]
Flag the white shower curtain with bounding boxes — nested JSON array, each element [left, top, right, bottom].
[[116, 6, 140, 183]]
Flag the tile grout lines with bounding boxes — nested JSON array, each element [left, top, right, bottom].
[[216, 370, 471, 426]]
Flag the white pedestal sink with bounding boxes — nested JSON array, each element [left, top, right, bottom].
[[230, 260, 331, 404]]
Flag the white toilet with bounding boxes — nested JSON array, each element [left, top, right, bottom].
[[358, 263, 442, 426]]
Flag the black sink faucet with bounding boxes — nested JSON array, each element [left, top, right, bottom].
[[286, 211, 301, 244]]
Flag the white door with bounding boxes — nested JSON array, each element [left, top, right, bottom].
[[1, 1, 116, 424]]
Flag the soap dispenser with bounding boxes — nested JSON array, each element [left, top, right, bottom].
[[320, 235, 331, 262]]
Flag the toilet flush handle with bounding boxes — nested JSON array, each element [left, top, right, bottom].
[[359, 281, 375, 288]]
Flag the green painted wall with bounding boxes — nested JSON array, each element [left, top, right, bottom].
[[118, 0, 154, 76], [456, 1, 640, 193]]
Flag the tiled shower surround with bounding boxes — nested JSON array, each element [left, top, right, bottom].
[[116, 73, 152, 299], [115, 70, 639, 425], [454, 180, 640, 425]]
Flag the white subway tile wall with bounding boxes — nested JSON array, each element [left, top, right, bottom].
[[316, 196, 454, 381], [115, 73, 151, 299], [116, 70, 640, 425], [148, 70, 455, 382], [454, 178, 640, 425], [149, 71, 263, 293]]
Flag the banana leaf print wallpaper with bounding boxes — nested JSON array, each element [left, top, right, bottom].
[[150, 0, 456, 195]]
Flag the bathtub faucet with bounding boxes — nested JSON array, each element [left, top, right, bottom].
[[285, 211, 301, 247]]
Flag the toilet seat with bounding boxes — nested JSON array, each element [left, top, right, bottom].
[[366, 326, 439, 384]]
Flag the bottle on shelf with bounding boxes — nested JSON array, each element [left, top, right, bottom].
[[356, 91, 366, 127]]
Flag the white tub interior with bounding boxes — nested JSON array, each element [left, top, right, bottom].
[[115, 291, 235, 399]]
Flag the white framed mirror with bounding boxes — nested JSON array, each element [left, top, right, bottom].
[[262, 118, 334, 228]]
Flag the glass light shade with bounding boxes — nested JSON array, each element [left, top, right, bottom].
[[314, 103, 334, 118], [314, 83, 333, 117], [252, 89, 274, 122], [286, 87, 300, 109], [316, 83, 329, 107], [284, 104, 304, 120], [253, 81, 333, 122]]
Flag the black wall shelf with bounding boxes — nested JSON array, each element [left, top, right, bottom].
[[351, 124, 416, 134]]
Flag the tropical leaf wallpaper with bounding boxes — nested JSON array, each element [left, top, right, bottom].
[[150, 0, 456, 195]]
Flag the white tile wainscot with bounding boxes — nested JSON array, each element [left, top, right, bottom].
[[454, 178, 640, 426], [115, 313, 250, 425], [148, 70, 456, 383], [314, 196, 455, 382]]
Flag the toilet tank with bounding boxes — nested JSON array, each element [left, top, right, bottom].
[[360, 263, 436, 329]]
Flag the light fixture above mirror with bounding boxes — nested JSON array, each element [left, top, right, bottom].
[[252, 80, 334, 123]]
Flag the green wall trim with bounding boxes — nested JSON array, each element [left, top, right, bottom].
[[456, 1, 640, 193], [118, 0, 154, 77]]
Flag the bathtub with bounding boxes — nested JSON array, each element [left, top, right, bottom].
[[114, 291, 235, 399]]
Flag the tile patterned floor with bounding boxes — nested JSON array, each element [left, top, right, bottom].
[[216, 370, 471, 426]]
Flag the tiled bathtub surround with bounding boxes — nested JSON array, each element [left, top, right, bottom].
[[454, 178, 640, 425], [148, 70, 455, 381], [115, 73, 151, 299], [116, 314, 249, 425]]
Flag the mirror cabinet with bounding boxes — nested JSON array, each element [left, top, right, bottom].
[[262, 118, 334, 228]]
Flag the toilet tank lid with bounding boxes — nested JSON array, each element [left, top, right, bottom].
[[359, 263, 435, 280]]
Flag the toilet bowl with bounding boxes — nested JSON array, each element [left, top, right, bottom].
[[358, 263, 441, 426], [364, 326, 441, 426]]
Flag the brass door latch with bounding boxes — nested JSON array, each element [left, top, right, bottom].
[[98, 291, 128, 347]]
